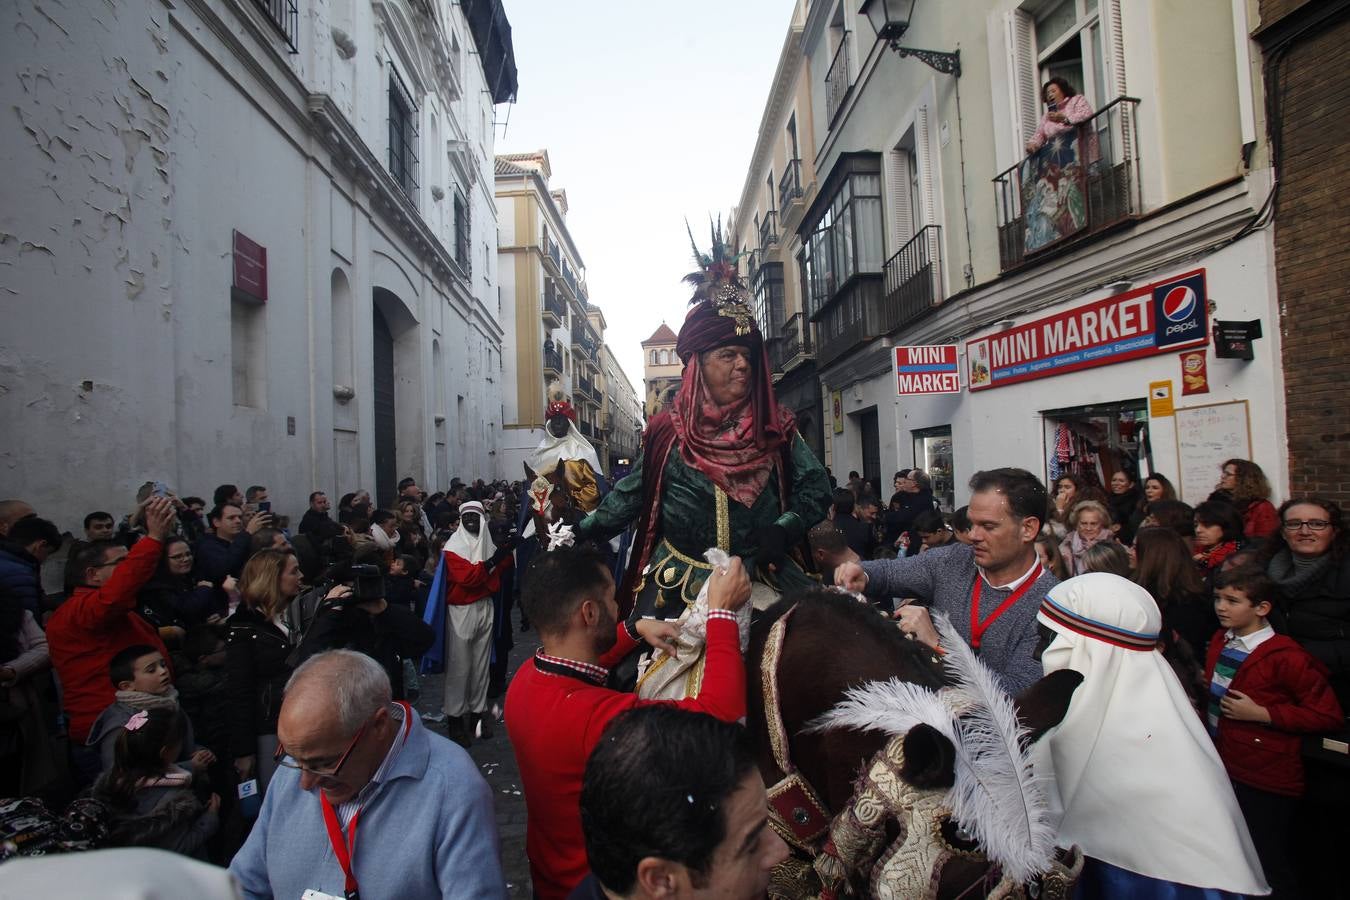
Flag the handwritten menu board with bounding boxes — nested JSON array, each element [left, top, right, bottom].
[[1174, 401, 1251, 503]]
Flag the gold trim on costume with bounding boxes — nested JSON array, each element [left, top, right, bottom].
[[715, 487, 730, 551]]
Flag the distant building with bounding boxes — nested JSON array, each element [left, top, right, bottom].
[[495, 151, 638, 479], [641, 323, 682, 417], [0, 0, 516, 523]]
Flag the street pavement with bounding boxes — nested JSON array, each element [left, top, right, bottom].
[[413, 608, 535, 899]]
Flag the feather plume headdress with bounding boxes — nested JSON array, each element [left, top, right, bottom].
[[681, 216, 755, 339], [808, 613, 1057, 885]]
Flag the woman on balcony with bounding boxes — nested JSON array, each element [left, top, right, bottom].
[[1025, 77, 1094, 155]]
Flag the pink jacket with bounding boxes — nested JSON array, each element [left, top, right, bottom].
[[1029, 94, 1094, 150]]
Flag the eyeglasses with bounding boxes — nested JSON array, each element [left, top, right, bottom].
[[1282, 519, 1332, 532], [274, 716, 373, 778]]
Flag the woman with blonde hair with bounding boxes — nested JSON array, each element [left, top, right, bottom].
[[225, 549, 347, 794], [1059, 500, 1116, 576]]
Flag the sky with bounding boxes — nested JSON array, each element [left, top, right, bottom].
[[494, 0, 796, 393]]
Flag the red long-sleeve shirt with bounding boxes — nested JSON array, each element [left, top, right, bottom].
[[443, 552, 507, 606], [504, 617, 746, 900], [47, 537, 170, 742]]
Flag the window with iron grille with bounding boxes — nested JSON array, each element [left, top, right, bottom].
[[453, 193, 470, 269], [253, 0, 299, 53], [387, 72, 419, 200]]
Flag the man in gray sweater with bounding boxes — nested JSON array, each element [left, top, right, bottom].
[[836, 468, 1057, 694]]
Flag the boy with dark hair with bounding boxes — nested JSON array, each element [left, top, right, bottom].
[[1205, 566, 1343, 899], [575, 707, 787, 900], [952, 505, 973, 544], [87, 644, 214, 774], [505, 546, 751, 900]]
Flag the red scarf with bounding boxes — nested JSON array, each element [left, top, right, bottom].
[[668, 355, 793, 507]]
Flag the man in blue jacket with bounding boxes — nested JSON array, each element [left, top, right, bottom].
[[230, 649, 506, 899]]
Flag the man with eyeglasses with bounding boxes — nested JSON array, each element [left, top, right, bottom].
[[47, 496, 177, 785], [230, 649, 506, 900]]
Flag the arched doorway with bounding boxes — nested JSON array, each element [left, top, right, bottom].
[[373, 305, 397, 507]]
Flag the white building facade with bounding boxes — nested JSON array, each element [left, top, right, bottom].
[[789, 0, 1281, 508], [0, 0, 516, 524]]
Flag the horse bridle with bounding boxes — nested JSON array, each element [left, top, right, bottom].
[[760, 604, 835, 853]]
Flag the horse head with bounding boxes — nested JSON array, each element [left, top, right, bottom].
[[747, 589, 1082, 899], [524, 459, 581, 537]]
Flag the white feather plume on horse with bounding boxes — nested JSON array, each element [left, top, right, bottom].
[[808, 612, 1057, 886]]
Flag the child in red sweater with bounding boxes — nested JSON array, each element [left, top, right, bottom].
[[505, 545, 751, 900], [1205, 567, 1343, 899]]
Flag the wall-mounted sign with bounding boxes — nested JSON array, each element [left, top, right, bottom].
[[1148, 380, 1175, 418], [1214, 319, 1261, 360], [232, 230, 268, 304], [895, 344, 961, 395], [1180, 350, 1209, 395], [966, 269, 1209, 391], [831, 391, 844, 435]]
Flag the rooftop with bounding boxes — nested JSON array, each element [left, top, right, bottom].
[[641, 322, 678, 345]]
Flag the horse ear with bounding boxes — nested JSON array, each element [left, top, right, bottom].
[[524, 462, 536, 481], [1012, 669, 1083, 745], [553, 458, 567, 482], [900, 723, 956, 789]]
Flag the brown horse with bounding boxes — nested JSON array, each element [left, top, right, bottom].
[[746, 588, 1081, 899]]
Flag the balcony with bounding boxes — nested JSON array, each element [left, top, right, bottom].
[[543, 281, 566, 326], [879, 225, 943, 334], [579, 420, 593, 438], [254, 0, 299, 53], [825, 34, 851, 127], [577, 375, 597, 403], [562, 261, 579, 298], [994, 97, 1142, 272], [812, 274, 885, 368], [543, 234, 561, 275], [778, 159, 803, 214], [768, 312, 814, 375], [759, 210, 779, 252], [543, 346, 562, 378]]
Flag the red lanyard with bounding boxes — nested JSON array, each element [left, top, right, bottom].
[[969, 564, 1042, 649], [317, 702, 414, 900]]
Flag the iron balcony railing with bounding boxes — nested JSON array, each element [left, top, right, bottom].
[[769, 312, 813, 373], [543, 281, 566, 325], [879, 225, 943, 334], [563, 261, 578, 297], [813, 274, 886, 367], [254, 0, 299, 53], [543, 234, 561, 274], [759, 210, 779, 251], [543, 346, 562, 376], [579, 420, 593, 438], [577, 375, 596, 401], [778, 159, 803, 211], [994, 97, 1142, 271], [825, 34, 851, 126]]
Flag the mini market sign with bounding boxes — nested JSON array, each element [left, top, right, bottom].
[[966, 269, 1209, 391], [895, 344, 961, 395]]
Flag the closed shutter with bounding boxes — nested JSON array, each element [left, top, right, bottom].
[[1006, 9, 1040, 152], [914, 106, 937, 231], [885, 149, 913, 255]]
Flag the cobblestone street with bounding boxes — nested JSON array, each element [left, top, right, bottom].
[[413, 609, 536, 899]]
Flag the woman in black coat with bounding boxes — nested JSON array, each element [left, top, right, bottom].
[[225, 548, 343, 794], [1263, 497, 1350, 709]]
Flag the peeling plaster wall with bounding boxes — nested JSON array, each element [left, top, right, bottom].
[[0, 0, 504, 529]]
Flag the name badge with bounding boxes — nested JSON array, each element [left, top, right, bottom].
[[301, 891, 344, 900]]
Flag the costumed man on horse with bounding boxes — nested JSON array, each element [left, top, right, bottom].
[[575, 221, 832, 691]]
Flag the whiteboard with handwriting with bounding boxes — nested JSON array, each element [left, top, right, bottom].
[[1175, 401, 1252, 503]]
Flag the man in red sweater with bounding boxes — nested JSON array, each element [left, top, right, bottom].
[[47, 496, 175, 781], [506, 544, 751, 900]]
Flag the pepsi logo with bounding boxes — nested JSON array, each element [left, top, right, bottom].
[[1162, 285, 1197, 322]]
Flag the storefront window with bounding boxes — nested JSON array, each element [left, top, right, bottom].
[[912, 426, 955, 512], [1042, 400, 1148, 493]]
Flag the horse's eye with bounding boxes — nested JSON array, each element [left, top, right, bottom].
[[940, 817, 980, 852]]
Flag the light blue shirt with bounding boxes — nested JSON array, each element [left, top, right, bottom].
[[229, 712, 507, 899]]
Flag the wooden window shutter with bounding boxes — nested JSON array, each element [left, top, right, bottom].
[[1005, 9, 1039, 152]]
